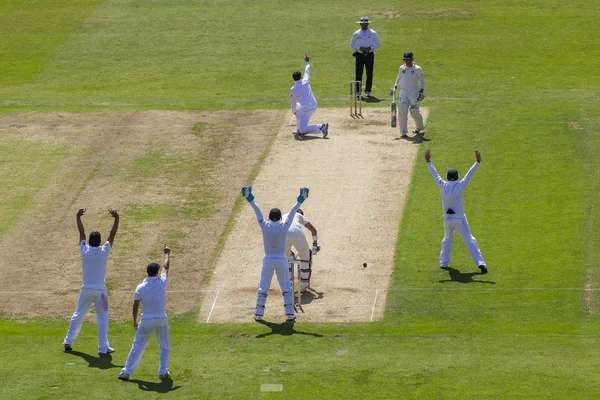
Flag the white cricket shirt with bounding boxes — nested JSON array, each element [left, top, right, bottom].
[[395, 64, 425, 91], [350, 28, 381, 53], [250, 200, 302, 257], [134, 274, 168, 319], [290, 62, 317, 113], [80, 240, 111, 289], [428, 162, 479, 219], [282, 212, 309, 237]]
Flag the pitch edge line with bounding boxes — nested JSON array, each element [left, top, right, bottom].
[[206, 290, 220, 323], [370, 289, 379, 322]]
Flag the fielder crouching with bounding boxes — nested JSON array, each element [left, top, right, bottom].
[[285, 209, 320, 293], [242, 186, 310, 323]]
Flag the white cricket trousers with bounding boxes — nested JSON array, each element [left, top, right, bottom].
[[399, 88, 424, 134], [295, 108, 322, 134], [255, 255, 294, 318], [122, 318, 170, 376], [440, 217, 485, 267], [286, 234, 311, 291], [64, 288, 110, 353]]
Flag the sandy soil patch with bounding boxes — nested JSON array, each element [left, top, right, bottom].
[[0, 110, 279, 320], [199, 107, 429, 323]]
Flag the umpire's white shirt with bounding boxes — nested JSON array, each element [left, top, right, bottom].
[[135, 274, 168, 319], [428, 162, 479, 219], [290, 62, 317, 113], [80, 240, 111, 290], [350, 28, 381, 53], [282, 212, 309, 238], [395, 64, 425, 91]]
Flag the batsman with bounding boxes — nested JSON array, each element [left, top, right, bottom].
[[391, 51, 425, 138]]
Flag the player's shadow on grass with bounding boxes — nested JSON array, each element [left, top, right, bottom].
[[124, 377, 181, 393], [66, 351, 123, 369], [393, 134, 430, 144], [255, 321, 324, 339], [363, 96, 382, 103], [439, 267, 496, 284]]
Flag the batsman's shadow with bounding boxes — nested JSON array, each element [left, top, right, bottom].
[[393, 134, 430, 144], [300, 287, 324, 306], [66, 351, 123, 369], [124, 377, 181, 393], [439, 267, 496, 284], [255, 321, 324, 339], [363, 96, 382, 103], [295, 134, 327, 141]]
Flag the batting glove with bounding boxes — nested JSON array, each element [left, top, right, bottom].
[[297, 187, 309, 203], [241, 186, 254, 202], [312, 243, 321, 254], [417, 92, 425, 101]]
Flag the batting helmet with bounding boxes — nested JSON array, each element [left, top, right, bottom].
[[269, 208, 282, 221], [403, 51, 414, 61]]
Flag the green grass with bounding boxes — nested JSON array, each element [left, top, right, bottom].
[[1, 0, 600, 398]]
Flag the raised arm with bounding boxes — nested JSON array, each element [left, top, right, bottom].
[[107, 209, 120, 246], [163, 244, 170, 277], [425, 149, 444, 188], [76, 208, 86, 243], [283, 188, 309, 228], [302, 55, 311, 84], [460, 151, 481, 187], [241, 186, 265, 223]]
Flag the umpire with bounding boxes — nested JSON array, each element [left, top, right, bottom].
[[350, 16, 381, 98]]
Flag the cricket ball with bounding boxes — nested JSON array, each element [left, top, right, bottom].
[[363, 263, 367, 268]]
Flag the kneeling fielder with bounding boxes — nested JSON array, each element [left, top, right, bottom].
[[284, 209, 320, 293], [119, 245, 171, 381]]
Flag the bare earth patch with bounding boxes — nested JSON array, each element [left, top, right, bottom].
[[0, 110, 279, 320], [199, 107, 428, 323]]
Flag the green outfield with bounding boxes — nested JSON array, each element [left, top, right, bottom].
[[1, 0, 600, 399]]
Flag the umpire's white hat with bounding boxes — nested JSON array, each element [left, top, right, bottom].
[[357, 16, 370, 24]]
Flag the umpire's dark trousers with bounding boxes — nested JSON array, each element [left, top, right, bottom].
[[354, 51, 374, 94]]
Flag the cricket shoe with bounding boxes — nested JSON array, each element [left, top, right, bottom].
[[440, 266, 449, 270], [285, 314, 296, 323], [365, 92, 371, 98], [254, 314, 264, 322], [320, 123, 329, 138], [99, 347, 115, 355], [118, 371, 130, 380], [478, 264, 488, 274], [412, 129, 422, 134], [64, 344, 73, 352], [401, 133, 408, 138], [159, 370, 170, 380]]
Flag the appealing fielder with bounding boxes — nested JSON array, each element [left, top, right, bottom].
[[290, 54, 329, 140], [284, 209, 320, 293], [425, 149, 487, 273], [119, 245, 172, 381], [392, 51, 425, 138], [350, 16, 381, 98], [242, 186, 309, 322], [63, 208, 120, 355]]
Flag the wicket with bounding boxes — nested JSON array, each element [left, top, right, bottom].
[[289, 259, 301, 309], [350, 81, 363, 118]]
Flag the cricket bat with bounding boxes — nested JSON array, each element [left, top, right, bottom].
[[391, 88, 397, 128]]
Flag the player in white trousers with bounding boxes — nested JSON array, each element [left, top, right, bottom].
[[241, 186, 309, 322], [63, 208, 119, 355], [290, 54, 328, 139], [425, 149, 487, 273], [283, 209, 320, 292], [392, 51, 425, 138], [119, 245, 172, 381]]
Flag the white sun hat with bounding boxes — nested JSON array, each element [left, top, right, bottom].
[[356, 16, 370, 24]]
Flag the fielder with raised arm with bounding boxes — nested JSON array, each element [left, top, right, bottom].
[[242, 186, 309, 322], [284, 209, 320, 293], [64, 209, 120, 355], [290, 54, 328, 140], [425, 149, 487, 273], [119, 245, 172, 381], [392, 51, 425, 138]]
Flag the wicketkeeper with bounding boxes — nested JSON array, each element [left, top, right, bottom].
[[284, 209, 320, 293], [242, 186, 309, 322]]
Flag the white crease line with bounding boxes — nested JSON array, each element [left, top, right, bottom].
[[206, 290, 220, 323], [370, 289, 379, 322]]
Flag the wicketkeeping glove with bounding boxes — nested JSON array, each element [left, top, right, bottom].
[[297, 187, 309, 203], [241, 186, 254, 202], [417, 92, 425, 101], [312, 243, 321, 254]]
